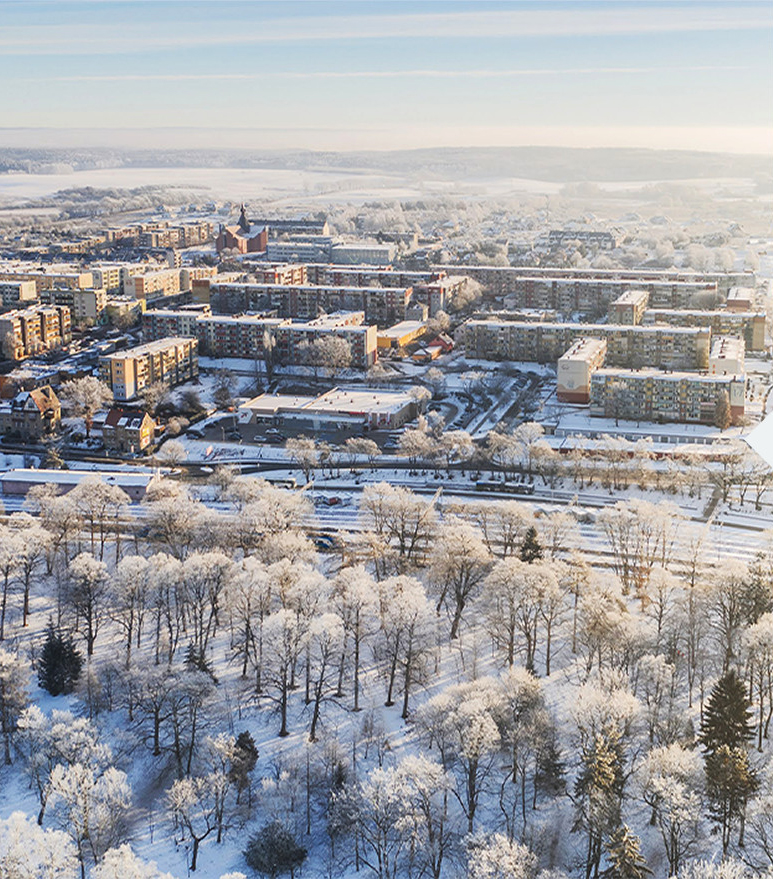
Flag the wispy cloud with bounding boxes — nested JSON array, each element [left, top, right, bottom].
[[0, 5, 770, 54], [14, 65, 749, 84]]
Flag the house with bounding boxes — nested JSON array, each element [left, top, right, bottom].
[[0, 385, 60, 439], [102, 408, 157, 453]]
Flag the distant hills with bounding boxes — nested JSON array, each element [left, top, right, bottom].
[[0, 145, 770, 184]]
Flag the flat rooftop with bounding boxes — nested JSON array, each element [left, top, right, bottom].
[[560, 337, 607, 360], [593, 368, 745, 383], [466, 320, 711, 335], [378, 321, 426, 339], [611, 289, 649, 305], [102, 337, 195, 358]]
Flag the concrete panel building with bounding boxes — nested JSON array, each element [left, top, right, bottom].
[[590, 369, 746, 424], [100, 337, 198, 402], [608, 289, 650, 325], [641, 309, 767, 351], [557, 338, 608, 403], [463, 320, 711, 370], [709, 336, 745, 376]]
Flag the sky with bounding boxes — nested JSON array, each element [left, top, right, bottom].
[[0, 0, 771, 154]]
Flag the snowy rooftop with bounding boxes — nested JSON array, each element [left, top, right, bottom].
[[593, 368, 744, 383], [0, 468, 156, 488]]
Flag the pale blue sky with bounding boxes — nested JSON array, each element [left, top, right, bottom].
[[0, 1, 771, 152]]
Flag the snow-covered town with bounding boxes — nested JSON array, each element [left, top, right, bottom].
[[1, 4, 773, 879]]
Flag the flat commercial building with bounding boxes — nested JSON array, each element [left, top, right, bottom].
[[239, 386, 417, 431], [100, 336, 198, 402], [463, 319, 711, 370], [641, 309, 767, 351], [608, 289, 649, 325], [557, 338, 608, 404], [589, 369, 746, 424], [377, 320, 426, 350], [709, 336, 745, 376], [0, 468, 157, 502]]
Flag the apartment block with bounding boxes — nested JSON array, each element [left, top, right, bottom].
[[709, 336, 745, 376], [641, 309, 767, 351], [548, 230, 619, 250], [276, 314, 377, 369], [100, 337, 198, 402], [128, 269, 181, 301], [725, 286, 755, 312], [265, 238, 333, 263], [590, 369, 746, 424], [436, 265, 754, 297], [463, 320, 711, 369], [179, 266, 218, 292], [143, 305, 212, 340], [0, 304, 71, 360], [0, 265, 93, 295], [330, 242, 395, 266], [197, 315, 290, 360], [250, 264, 307, 285], [557, 338, 608, 403], [608, 289, 650, 325], [306, 265, 439, 287], [90, 264, 125, 294], [208, 282, 413, 325], [0, 280, 37, 309]]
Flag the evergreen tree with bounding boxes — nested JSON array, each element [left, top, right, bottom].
[[185, 642, 218, 683], [574, 732, 626, 879], [602, 825, 651, 879], [37, 623, 83, 696], [713, 391, 732, 430], [244, 822, 307, 878], [700, 670, 755, 754], [519, 526, 544, 564], [705, 745, 758, 855], [230, 730, 259, 804]]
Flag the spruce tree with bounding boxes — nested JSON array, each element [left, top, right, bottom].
[[37, 623, 83, 696], [230, 730, 259, 804], [244, 821, 307, 878], [185, 642, 218, 683], [700, 670, 755, 753], [602, 825, 651, 879], [519, 526, 544, 564]]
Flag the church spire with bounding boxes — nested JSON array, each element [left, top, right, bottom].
[[238, 203, 250, 233]]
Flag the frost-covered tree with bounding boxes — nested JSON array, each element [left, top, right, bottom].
[[47, 762, 132, 878], [0, 648, 30, 763], [65, 554, 109, 656], [0, 811, 78, 879], [429, 519, 491, 639], [466, 832, 537, 879], [168, 771, 229, 872], [109, 555, 151, 667], [307, 612, 345, 742], [0, 525, 23, 640], [262, 609, 304, 737], [16, 707, 108, 825], [361, 483, 437, 575], [69, 476, 129, 561], [376, 575, 433, 718], [640, 744, 703, 876], [332, 566, 379, 711], [92, 845, 174, 879], [415, 679, 501, 833], [59, 376, 113, 437]]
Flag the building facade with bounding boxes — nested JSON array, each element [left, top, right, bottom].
[[100, 337, 199, 402]]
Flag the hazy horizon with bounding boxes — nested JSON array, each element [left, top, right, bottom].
[[1, 1, 771, 156]]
